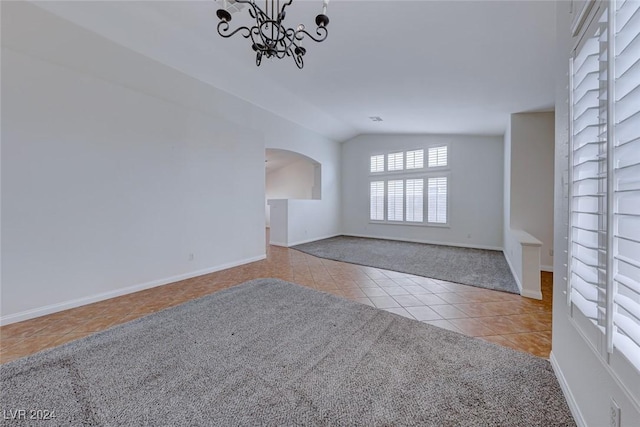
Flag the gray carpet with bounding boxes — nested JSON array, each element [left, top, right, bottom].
[[0, 279, 573, 426], [293, 236, 519, 294]]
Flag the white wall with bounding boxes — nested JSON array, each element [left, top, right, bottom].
[[267, 160, 316, 200], [508, 112, 555, 270], [504, 119, 512, 235], [265, 159, 317, 227], [0, 2, 341, 323], [267, 200, 289, 246], [503, 120, 514, 260], [265, 132, 341, 245], [504, 229, 543, 299], [341, 134, 504, 249], [551, 2, 640, 425], [268, 199, 337, 247]]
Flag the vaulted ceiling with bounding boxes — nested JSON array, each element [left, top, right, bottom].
[[34, 0, 556, 142]]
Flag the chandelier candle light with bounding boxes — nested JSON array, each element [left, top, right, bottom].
[[216, 0, 330, 69]]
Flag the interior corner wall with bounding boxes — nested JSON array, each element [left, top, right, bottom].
[[507, 112, 555, 270], [267, 160, 316, 200], [551, 1, 640, 425], [504, 120, 512, 237], [341, 134, 504, 250], [0, 2, 340, 323], [503, 121, 522, 283], [265, 160, 316, 227], [263, 129, 342, 244]]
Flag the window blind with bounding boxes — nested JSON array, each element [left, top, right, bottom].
[[368, 148, 450, 226], [387, 180, 404, 221], [370, 181, 385, 221], [406, 179, 424, 222], [406, 149, 424, 169], [370, 155, 384, 173], [428, 146, 448, 167], [612, 0, 640, 371], [569, 13, 608, 326], [388, 152, 404, 171], [427, 177, 447, 223]]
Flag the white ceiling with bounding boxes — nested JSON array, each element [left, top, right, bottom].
[[34, 0, 557, 142]]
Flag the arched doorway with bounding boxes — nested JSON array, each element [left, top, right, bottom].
[[265, 149, 321, 227]]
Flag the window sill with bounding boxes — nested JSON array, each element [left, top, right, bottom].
[[368, 221, 450, 229], [369, 167, 449, 177]]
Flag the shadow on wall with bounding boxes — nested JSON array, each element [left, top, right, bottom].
[[265, 148, 322, 226]]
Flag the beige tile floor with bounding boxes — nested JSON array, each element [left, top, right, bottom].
[[0, 239, 554, 363]]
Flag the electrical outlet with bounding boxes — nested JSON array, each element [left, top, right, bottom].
[[610, 398, 621, 427], [549, 249, 554, 256]]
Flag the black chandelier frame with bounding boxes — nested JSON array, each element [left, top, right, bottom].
[[216, 0, 329, 69]]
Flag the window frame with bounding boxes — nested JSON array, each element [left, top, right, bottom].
[[368, 146, 450, 227], [387, 151, 405, 172], [427, 145, 449, 169], [427, 175, 450, 226], [567, 0, 640, 403], [370, 154, 385, 174]]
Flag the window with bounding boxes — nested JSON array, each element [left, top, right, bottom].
[[368, 147, 449, 225], [611, 0, 640, 373], [387, 152, 404, 171], [568, 0, 640, 381], [387, 180, 404, 221], [370, 181, 384, 221], [427, 177, 448, 224], [406, 179, 424, 222], [406, 149, 424, 169], [370, 155, 384, 173], [428, 146, 448, 167], [569, 6, 606, 330]]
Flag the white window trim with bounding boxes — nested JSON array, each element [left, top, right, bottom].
[[567, 0, 640, 404], [426, 174, 450, 226], [368, 172, 451, 228], [370, 154, 385, 174], [369, 144, 450, 175], [427, 144, 450, 169], [368, 147, 451, 226]]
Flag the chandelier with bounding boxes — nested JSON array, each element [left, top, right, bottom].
[[216, 0, 330, 69]]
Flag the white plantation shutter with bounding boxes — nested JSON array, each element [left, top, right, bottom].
[[612, 0, 640, 371], [406, 149, 424, 169], [427, 177, 447, 223], [569, 12, 608, 326], [406, 179, 424, 222], [565, 1, 640, 387], [388, 152, 404, 171], [370, 181, 385, 221], [387, 180, 404, 221], [367, 148, 450, 226], [428, 146, 448, 167], [370, 155, 384, 173]]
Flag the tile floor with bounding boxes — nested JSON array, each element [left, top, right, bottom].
[[0, 239, 554, 364]]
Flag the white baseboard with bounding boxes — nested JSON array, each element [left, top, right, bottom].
[[503, 249, 523, 294], [521, 289, 543, 299], [269, 241, 288, 247], [541, 264, 554, 272], [343, 233, 503, 251], [0, 254, 267, 326], [287, 233, 341, 247], [549, 351, 587, 427]]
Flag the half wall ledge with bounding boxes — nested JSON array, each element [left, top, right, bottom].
[[505, 229, 543, 300]]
